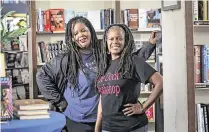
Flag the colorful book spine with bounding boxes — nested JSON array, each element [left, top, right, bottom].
[[201, 45, 208, 83], [194, 45, 202, 83], [1, 77, 13, 121]]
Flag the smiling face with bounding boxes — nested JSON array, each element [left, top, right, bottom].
[[72, 22, 91, 49], [107, 27, 125, 59]]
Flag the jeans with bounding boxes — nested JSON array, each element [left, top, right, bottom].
[[65, 116, 95, 132], [102, 125, 148, 132]]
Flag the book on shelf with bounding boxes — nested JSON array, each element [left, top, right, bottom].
[[140, 83, 153, 93], [147, 9, 161, 28], [194, 45, 209, 84], [36, 8, 161, 33], [5, 68, 29, 86], [121, 8, 161, 29], [1, 77, 13, 121], [14, 52, 28, 68], [195, 103, 209, 132], [37, 40, 66, 65], [6, 53, 16, 68], [128, 9, 139, 30], [193, 0, 209, 25], [50, 9, 65, 33], [138, 9, 148, 29]]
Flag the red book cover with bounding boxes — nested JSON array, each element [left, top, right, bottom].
[[44, 10, 51, 32], [146, 105, 154, 121], [194, 45, 202, 83], [49, 9, 65, 32]]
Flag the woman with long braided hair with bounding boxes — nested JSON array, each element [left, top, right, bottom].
[[95, 24, 163, 132], [36, 16, 157, 132]]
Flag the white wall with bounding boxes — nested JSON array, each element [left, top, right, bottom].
[[162, 1, 189, 132], [120, 1, 160, 9]]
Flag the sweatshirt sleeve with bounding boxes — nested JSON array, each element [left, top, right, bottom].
[[36, 57, 67, 110], [133, 42, 156, 61]]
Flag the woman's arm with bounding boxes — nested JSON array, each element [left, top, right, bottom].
[[134, 31, 157, 60], [123, 56, 163, 116], [123, 72, 163, 116], [95, 95, 102, 132], [36, 57, 67, 112], [142, 72, 163, 111]]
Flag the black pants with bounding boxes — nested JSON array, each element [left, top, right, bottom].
[[65, 116, 95, 132]]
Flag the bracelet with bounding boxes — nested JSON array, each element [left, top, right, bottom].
[[137, 100, 146, 113]]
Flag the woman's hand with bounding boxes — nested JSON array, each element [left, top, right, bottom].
[[122, 103, 145, 116], [149, 31, 157, 44]]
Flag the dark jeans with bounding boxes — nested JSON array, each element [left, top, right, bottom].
[[65, 116, 95, 132], [102, 125, 148, 132]]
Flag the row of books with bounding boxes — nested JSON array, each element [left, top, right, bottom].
[[141, 83, 153, 93], [5, 52, 28, 69], [5, 69, 29, 85], [36, 40, 155, 65], [37, 40, 67, 64], [195, 103, 209, 132], [36, 8, 161, 33], [193, 0, 209, 25], [2, 35, 28, 52], [121, 9, 161, 29], [194, 44, 209, 83]]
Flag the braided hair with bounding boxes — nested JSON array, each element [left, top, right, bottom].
[[61, 16, 101, 90], [95, 24, 136, 87]]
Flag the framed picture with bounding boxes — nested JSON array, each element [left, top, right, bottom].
[[162, 0, 181, 11]]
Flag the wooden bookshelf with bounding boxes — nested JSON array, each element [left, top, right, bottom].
[[36, 28, 160, 35], [149, 120, 155, 123], [5, 67, 29, 70], [13, 83, 29, 87], [195, 83, 209, 89], [140, 91, 152, 94], [37, 63, 45, 66]]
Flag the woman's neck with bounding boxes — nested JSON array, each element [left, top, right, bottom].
[[79, 48, 92, 54], [111, 54, 121, 60]]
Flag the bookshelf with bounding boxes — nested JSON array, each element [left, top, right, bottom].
[[1, 1, 32, 100], [192, 1, 209, 132], [193, 0, 209, 105]]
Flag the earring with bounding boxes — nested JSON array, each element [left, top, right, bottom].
[[107, 51, 110, 54]]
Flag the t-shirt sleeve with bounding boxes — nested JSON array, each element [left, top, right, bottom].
[[132, 55, 157, 84]]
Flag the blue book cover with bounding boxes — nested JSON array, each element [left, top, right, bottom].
[[201, 44, 208, 83], [100, 9, 105, 29]]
